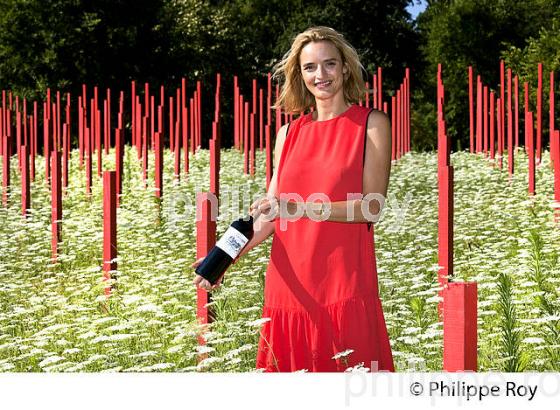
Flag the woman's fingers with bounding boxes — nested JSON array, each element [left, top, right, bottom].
[[190, 257, 205, 269]]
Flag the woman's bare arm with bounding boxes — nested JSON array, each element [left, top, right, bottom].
[[237, 123, 289, 257]]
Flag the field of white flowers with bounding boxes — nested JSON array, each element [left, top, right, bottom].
[[0, 146, 559, 372]]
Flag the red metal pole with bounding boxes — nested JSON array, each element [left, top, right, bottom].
[[103, 170, 117, 297], [85, 126, 92, 196], [21, 145, 29, 216], [62, 124, 69, 189], [250, 113, 255, 176], [196, 192, 217, 350], [500, 60, 505, 157], [537, 63, 543, 164], [155, 132, 163, 198], [51, 150, 62, 260], [550, 71, 555, 165], [553, 130, 560, 222], [391, 96, 396, 161], [377, 67, 382, 110], [514, 75, 519, 149], [244, 102, 249, 174], [490, 92, 495, 160], [483, 86, 488, 156], [115, 128, 123, 207], [259, 88, 264, 151], [2, 133, 9, 207], [476, 76, 482, 152], [528, 111, 535, 195], [265, 124, 272, 190]]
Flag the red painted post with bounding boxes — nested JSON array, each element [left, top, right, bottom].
[[250, 112, 255, 176], [96, 106, 102, 177], [500, 60, 505, 157], [377, 67, 383, 110], [183, 106, 189, 174], [443, 282, 477, 372], [483, 86, 488, 156], [21, 145, 30, 216], [189, 97, 195, 154], [44, 105, 50, 183], [51, 151, 62, 260], [210, 124, 219, 199], [244, 102, 249, 174], [107, 88, 111, 153], [174, 120, 181, 180], [267, 73, 272, 127], [476, 76, 482, 153], [396, 90, 401, 160], [155, 132, 163, 198], [265, 124, 272, 190], [391, 96, 396, 161], [259, 88, 264, 151], [104, 100, 109, 155], [514, 75, 519, 149], [550, 71, 555, 166], [234, 77, 239, 150], [553, 130, 560, 223], [490, 92, 495, 160], [537, 63, 543, 164], [62, 124, 69, 189], [142, 117, 148, 188], [238, 94, 244, 151], [196, 192, 218, 349], [528, 111, 535, 196], [497, 99, 503, 169], [197, 81, 202, 149], [103, 170, 117, 297], [169, 96, 174, 152], [85, 127, 92, 196], [2, 133, 10, 207], [32, 101, 37, 181], [115, 128, 123, 207], [150, 96, 155, 149]]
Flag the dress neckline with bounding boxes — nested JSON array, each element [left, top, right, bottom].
[[307, 104, 356, 124]]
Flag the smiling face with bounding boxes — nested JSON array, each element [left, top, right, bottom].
[[299, 40, 348, 103]]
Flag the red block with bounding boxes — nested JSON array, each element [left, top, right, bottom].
[[103, 170, 117, 297], [443, 282, 478, 372]]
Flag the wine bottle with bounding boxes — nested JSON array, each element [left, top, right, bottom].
[[195, 213, 256, 285]]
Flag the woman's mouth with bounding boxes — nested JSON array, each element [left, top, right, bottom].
[[315, 80, 332, 89]]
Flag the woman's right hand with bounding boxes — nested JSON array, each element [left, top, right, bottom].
[[190, 254, 240, 291], [250, 195, 278, 220]]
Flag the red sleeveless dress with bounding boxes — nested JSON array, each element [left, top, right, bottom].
[[255, 104, 395, 372]]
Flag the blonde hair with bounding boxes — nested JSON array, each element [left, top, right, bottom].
[[272, 26, 366, 113]]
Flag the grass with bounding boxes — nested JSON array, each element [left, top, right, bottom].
[[0, 145, 559, 372]]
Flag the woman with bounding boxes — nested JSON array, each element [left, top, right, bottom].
[[193, 26, 394, 372]]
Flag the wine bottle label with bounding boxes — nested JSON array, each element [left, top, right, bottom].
[[215, 227, 249, 259]]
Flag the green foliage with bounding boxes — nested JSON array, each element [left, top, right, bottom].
[[414, 0, 559, 151], [502, 17, 560, 139]]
